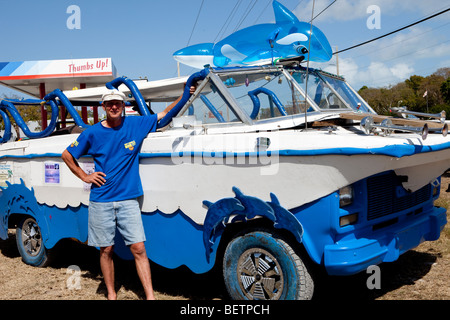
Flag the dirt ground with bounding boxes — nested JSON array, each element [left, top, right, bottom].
[[0, 178, 449, 301]]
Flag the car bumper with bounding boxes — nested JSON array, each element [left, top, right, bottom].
[[323, 206, 447, 276]]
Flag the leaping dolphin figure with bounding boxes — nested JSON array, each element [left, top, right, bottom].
[[173, 1, 332, 68]]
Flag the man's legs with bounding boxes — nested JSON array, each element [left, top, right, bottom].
[[88, 201, 117, 299], [116, 199, 155, 300], [100, 245, 116, 300], [129, 242, 156, 300]]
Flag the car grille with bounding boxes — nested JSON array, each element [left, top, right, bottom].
[[366, 171, 431, 221]]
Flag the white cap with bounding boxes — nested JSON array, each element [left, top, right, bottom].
[[102, 89, 126, 102]]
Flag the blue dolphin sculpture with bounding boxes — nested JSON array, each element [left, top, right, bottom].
[[231, 186, 276, 222], [267, 193, 303, 243], [202, 197, 245, 259], [173, 1, 332, 68]]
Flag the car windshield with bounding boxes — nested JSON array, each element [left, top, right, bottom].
[[217, 69, 311, 122], [177, 67, 373, 125], [317, 72, 374, 113], [292, 70, 349, 111]]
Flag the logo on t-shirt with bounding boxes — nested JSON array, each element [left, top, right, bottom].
[[70, 140, 79, 148], [124, 140, 136, 151]]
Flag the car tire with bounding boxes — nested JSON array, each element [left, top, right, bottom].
[[223, 228, 313, 300], [16, 216, 51, 267]]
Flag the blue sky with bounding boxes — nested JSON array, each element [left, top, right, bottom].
[[0, 0, 449, 98]]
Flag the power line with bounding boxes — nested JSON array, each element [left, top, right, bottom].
[[343, 38, 450, 75], [291, 0, 306, 17], [186, 0, 205, 46], [253, 0, 273, 24], [346, 20, 450, 61], [214, 0, 243, 42], [233, 0, 259, 32], [311, 0, 337, 23], [335, 6, 450, 55]]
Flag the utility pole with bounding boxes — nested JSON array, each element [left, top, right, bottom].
[[335, 46, 340, 76]]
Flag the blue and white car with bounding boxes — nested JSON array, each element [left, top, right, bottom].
[[0, 64, 448, 300]]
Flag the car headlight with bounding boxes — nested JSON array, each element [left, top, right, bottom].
[[431, 179, 440, 197], [339, 185, 353, 207], [339, 213, 358, 227]]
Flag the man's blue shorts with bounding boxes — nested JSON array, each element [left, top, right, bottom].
[[88, 198, 146, 247]]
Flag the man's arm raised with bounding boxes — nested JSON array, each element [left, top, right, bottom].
[[157, 84, 197, 121]]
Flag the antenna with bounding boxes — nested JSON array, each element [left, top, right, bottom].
[[304, 0, 316, 129]]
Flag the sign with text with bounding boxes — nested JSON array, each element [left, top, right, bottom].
[[0, 58, 116, 80]]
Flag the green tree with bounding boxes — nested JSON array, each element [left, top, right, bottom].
[[441, 79, 450, 105], [434, 67, 450, 80], [405, 75, 424, 95], [0, 93, 56, 139], [359, 69, 450, 119]]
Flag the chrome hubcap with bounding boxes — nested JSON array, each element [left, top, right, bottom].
[[237, 248, 283, 300], [21, 218, 42, 256]]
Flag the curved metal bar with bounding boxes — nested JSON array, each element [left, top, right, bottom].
[[248, 87, 288, 119], [105, 76, 150, 117], [0, 99, 59, 139], [200, 95, 225, 122], [44, 89, 89, 129], [157, 69, 209, 128], [0, 108, 12, 143], [248, 90, 261, 120]]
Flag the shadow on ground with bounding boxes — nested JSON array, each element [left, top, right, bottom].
[[0, 234, 438, 300]]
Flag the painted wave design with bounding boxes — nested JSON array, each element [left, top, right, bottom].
[[0, 182, 303, 274]]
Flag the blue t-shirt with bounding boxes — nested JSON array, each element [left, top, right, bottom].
[[67, 115, 158, 202]]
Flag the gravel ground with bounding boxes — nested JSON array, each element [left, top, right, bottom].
[[0, 178, 449, 301]]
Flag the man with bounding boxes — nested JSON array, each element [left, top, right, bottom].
[[62, 85, 195, 300]]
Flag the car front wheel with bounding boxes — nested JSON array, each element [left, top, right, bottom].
[[223, 228, 313, 300], [16, 216, 50, 267]]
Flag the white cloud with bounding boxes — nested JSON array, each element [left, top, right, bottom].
[[319, 57, 415, 89], [318, 22, 449, 86], [371, 26, 450, 62], [295, 0, 450, 88], [390, 63, 414, 79], [295, 0, 449, 23]]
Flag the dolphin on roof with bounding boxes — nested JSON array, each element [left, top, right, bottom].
[[173, 1, 332, 69]]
